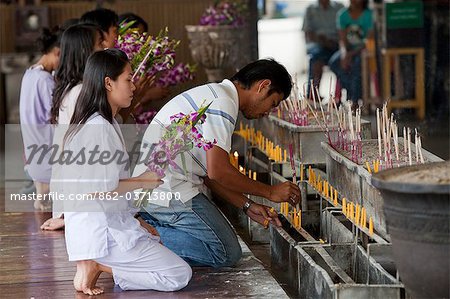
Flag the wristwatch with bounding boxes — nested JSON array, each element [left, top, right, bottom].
[[242, 199, 253, 214]]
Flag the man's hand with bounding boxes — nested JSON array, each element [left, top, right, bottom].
[[268, 181, 301, 205], [246, 203, 281, 228]]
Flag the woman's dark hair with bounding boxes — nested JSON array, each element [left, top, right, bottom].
[[50, 23, 102, 124], [64, 49, 129, 143], [80, 8, 119, 33], [119, 12, 148, 32], [230, 59, 292, 100], [36, 26, 63, 54], [60, 18, 79, 30], [363, 0, 369, 10], [351, 0, 369, 10]]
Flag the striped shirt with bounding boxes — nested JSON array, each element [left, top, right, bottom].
[[133, 79, 239, 207]]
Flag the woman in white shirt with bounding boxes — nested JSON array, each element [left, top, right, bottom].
[[40, 23, 103, 230], [62, 49, 191, 295]]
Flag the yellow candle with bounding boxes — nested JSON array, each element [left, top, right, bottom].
[[308, 166, 312, 181], [350, 203, 354, 221], [298, 210, 302, 228], [253, 171, 257, 181], [347, 204, 351, 219], [233, 151, 239, 168], [248, 169, 252, 179], [329, 185, 333, 199], [361, 208, 366, 227], [365, 161, 372, 173], [239, 166, 243, 173], [369, 217, 374, 235], [300, 164, 304, 181], [342, 198, 347, 215], [278, 108, 281, 119], [363, 209, 367, 228], [293, 208, 297, 227], [355, 204, 361, 224], [284, 149, 287, 162], [333, 190, 338, 206]]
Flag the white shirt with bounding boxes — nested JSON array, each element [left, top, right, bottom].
[[62, 113, 152, 261], [58, 83, 82, 125], [49, 83, 82, 218], [133, 79, 239, 207]]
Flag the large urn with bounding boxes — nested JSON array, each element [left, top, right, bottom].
[[372, 161, 450, 298], [185, 25, 244, 82]]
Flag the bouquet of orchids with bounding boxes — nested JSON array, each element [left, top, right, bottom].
[[134, 102, 216, 208], [199, 0, 247, 26], [116, 25, 195, 86]]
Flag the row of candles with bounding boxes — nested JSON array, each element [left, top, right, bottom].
[[237, 123, 288, 163], [308, 166, 374, 236], [229, 151, 258, 180], [231, 137, 376, 237]]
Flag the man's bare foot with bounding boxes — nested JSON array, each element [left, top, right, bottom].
[[41, 218, 65, 230], [73, 260, 104, 295]]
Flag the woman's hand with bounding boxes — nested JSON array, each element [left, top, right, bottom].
[[133, 75, 155, 106], [141, 86, 171, 104], [136, 171, 164, 190], [246, 202, 281, 228]]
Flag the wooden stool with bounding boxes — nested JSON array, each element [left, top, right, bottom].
[[382, 47, 425, 119]]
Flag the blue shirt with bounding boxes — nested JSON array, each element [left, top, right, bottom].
[[337, 8, 373, 49]]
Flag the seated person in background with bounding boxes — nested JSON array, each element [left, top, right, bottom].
[[302, 0, 343, 96], [329, 0, 373, 106], [80, 8, 119, 49]]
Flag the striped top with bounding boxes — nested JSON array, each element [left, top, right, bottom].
[[133, 79, 239, 207]]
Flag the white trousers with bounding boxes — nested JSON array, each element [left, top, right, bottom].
[[95, 236, 192, 291]]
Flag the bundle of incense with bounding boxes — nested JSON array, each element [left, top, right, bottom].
[[310, 79, 317, 109]]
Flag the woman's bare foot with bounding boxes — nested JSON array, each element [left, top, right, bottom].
[[41, 217, 65, 230], [73, 260, 104, 295], [34, 200, 51, 211]]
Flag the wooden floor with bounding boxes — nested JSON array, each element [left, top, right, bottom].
[[0, 187, 288, 298]]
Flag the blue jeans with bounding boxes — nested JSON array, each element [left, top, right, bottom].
[[138, 193, 242, 268], [306, 43, 337, 95], [329, 50, 362, 103]]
